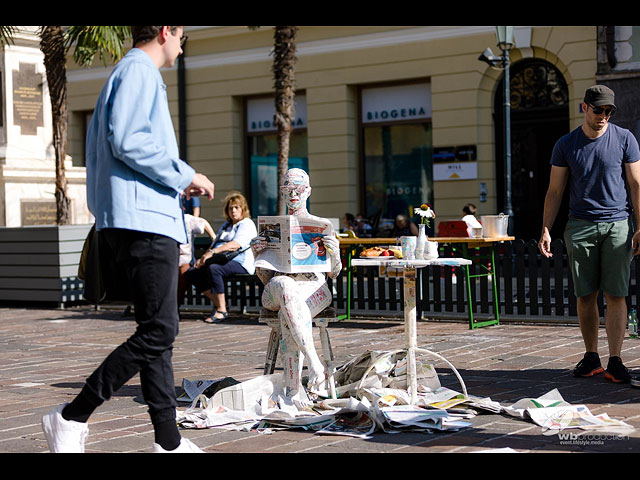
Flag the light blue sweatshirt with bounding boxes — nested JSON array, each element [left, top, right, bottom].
[[86, 48, 195, 244]]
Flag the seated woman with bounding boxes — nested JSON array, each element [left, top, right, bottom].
[[253, 169, 342, 400], [188, 191, 257, 323]]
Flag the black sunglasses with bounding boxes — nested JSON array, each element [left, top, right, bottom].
[[588, 103, 615, 116], [180, 35, 188, 47]]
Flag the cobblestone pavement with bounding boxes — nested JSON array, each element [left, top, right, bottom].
[[1, 305, 639, 453]]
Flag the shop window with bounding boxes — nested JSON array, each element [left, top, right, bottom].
[[73, 110, 93, 167], [360, 83, 433, 235], [248, 132, 308, 216], [246, 95, 308, 216]]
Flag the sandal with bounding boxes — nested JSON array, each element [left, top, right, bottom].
[[203, 310, 229, 324]]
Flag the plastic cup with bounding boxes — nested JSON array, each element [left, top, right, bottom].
[[400, 236, 416, 260]]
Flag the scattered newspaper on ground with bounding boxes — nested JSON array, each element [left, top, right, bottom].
[[316, 399, 378, 439], [255, 215, 334, 273], [380, 405, 472, 432], [177, 398, 261, 431], [502, 388, 634, 434], [175, 355, 635, 440], [175, 352, 469, 436], [177, 377, 240, 403], [502, 388, 571, 418]]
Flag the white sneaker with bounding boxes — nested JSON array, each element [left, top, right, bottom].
[[41, 403, 89, 453], [152, 437, 204, 453]]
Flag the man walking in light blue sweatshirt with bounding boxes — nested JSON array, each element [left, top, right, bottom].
[[42, 26, 214, 453]]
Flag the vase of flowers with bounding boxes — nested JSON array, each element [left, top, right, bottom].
[[413, 203, 435, 260]]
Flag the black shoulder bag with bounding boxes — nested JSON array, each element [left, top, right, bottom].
[[78, 225, 131, 305], [205, 222, 251, 266]]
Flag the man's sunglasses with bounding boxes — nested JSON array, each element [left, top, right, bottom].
[[588, 103, 615, 116]]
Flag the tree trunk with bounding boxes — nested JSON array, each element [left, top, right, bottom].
[[40, 26, 71, 225], [272, 26, 298, 214]]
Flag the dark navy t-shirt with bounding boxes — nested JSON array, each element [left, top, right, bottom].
[[551, 123, 640, 222]]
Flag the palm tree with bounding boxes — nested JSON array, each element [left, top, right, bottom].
[[39, 26, 71, 224], [249, 26, 299, 214], [40, 26, 130, 224], [271, 26, 298, 214], [1, 26, 129, 224]]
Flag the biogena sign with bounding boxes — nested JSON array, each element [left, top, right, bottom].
[[247, 83, 432, 132], [247, 95, 307, 133], [364, 107, 429, 122], [362, 82, 431, 124]]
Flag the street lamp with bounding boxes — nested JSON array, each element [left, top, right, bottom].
[[478, 26, 514, 235]]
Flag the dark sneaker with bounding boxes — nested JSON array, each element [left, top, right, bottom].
[[604, 356, 631, 383], [573, 352, 604, 377]]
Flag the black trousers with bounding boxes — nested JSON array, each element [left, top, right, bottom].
[[78, 228, 180, 426]]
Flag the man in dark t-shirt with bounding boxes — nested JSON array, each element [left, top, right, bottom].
[[539, 85, 640, 384]]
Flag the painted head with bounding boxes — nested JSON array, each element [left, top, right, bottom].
[[280, 168, 311, 212]]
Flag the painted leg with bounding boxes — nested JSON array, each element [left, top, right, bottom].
[[262, 276, 327, 395], [279, 317, 305, 397]]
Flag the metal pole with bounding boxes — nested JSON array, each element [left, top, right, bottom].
[[503, 48, 514, 235], [178, 49, 187, 163]]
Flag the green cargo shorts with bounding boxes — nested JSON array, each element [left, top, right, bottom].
[[564, 217, 634, 298]]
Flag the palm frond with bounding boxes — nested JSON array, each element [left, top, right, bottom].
[[0, 26, 17, 46], [65, 26, 131, 67]]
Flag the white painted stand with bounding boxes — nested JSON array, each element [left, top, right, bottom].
[[352, 258, 471, 404]]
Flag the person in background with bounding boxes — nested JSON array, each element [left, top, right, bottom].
[[392, 214, 418, 237], [181, 194, 201, 217], [539, 85, 640, 384], [342, 212, 357, 234], [41, 26, 214, 453], [188, 191, 257, 323], [354, 214, 373, 237], [178, 213, 215, 306], [461, 203, 482, 236]]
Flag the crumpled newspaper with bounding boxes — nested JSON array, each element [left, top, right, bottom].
[[175, 351, 466, 435]]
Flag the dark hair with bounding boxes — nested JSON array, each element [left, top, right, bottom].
[[345, 213, 355, 223], [130, 26, 181, 47], [463, 203, 477, 216]]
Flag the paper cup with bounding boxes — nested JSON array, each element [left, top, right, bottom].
[[400, 236, 416, 260], [425, 240, 439, 259]]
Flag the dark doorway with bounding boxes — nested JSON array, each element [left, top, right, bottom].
[[494, 59, 571, 242]]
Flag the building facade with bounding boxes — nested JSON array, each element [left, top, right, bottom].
[[0, 26, 89, 227], [62, 27, 612, 239]]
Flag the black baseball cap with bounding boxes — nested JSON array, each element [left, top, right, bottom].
[[584, 85, 616, 108]]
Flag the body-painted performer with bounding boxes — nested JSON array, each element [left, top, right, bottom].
[[253, 169, 342, 399]]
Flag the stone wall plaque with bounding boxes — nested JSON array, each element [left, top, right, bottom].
[[21, 200, 57, 225], [12, 62, 44, 135]]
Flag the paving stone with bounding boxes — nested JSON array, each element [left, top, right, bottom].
[[1, 305, 639, 453]]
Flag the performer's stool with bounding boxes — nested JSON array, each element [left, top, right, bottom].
[[258, 306, 338, 399]]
